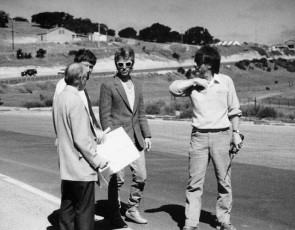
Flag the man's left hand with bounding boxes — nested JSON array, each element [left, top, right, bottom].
[[145, 138, 152, 152]]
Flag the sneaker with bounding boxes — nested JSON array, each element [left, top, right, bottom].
[[125, 209, 147, 224], [220, 223, 237, 230]]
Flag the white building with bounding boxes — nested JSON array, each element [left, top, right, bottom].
[[88, 32, 108, 42], [36, 27, 80, 43]]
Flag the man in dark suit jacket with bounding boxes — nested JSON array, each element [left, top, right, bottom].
[[99, 47, 152, 228], [53, 63, 108, 230]]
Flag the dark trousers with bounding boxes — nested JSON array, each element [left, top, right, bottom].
[[59, 180, 95, 230]]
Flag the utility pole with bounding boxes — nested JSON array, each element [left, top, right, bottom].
[[11, 18, 14, 50]]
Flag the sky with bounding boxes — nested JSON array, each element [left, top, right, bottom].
[[1, 0, 295, 45]]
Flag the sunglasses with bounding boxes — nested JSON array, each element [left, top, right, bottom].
[[117, 61, 132, 68]]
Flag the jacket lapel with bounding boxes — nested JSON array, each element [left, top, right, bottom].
[[131, 76, 139, 113], [114, 76, 133, 112]]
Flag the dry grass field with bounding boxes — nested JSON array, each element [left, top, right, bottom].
[[0, 21, 294, 118], [0, 63, 294, 119]]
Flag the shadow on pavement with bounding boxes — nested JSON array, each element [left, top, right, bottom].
[[145, 204, 218, 229]]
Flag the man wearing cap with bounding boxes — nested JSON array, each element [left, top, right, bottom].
[[169, 45, 242, 230]]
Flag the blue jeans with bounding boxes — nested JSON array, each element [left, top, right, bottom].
[[108, 149, 147, 217], [185, 130, 232, 227]]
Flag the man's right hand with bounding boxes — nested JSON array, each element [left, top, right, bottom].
[[98, 158, 109, 170], [192, 78, 209, 89]]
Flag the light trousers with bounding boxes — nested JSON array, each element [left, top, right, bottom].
[[108, 149, 147, 217], [185, 130, 232, 227]]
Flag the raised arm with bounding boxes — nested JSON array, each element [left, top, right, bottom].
[[169, 78, 209, 97]]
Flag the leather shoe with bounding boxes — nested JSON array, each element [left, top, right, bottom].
[[109, 216, 128, 228], [125, 209, 147, 224], [220, 223, 237, 230], [182, 226, 198, 230]]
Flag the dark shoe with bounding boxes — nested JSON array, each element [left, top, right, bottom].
[[182, 226, 199, 230], [109, 216, 128, 228], [125, 209, 147, 224], [220, 223, 237, 230]]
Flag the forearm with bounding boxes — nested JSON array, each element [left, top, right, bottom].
[[231, 115, 240, 130], [169, 79, 195, 96]]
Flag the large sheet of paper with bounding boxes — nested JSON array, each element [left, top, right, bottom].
[[97, 127, 140, 175]]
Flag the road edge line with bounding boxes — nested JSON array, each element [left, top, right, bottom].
[[0, 173, 60, 205]]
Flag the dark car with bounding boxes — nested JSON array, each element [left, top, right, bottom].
[[21, 69, 37, 77]]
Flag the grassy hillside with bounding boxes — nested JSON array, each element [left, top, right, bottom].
[[0, 21, 275, 68]]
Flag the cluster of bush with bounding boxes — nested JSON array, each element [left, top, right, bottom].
[[16, 49, 32, 59], [36, 49, 46, 58], [235, 57, 295, 72], [275, 58, 295, 72], [177, 67, 195, 79], [22, 94, 52, 109], [235, 58, 269, 71], [241, 104, 278, 119], [145, 99, 192, 119], [69, 50, 78, 56], [172, 52, 180, 61], [16, 48, 47, 59]]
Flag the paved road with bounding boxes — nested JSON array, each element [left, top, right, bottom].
[[0, 110, 294, 230]]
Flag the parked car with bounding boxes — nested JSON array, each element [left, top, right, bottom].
[[58, 68, 65, 75], [21, 69, 37, 77]]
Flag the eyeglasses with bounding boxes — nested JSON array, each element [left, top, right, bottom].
[[117, 61, 132, 68]]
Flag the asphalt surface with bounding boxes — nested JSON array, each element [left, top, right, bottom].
[[0, 110, 294, 230]]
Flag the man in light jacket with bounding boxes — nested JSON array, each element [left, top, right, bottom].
[[53, 63, 108, 230]]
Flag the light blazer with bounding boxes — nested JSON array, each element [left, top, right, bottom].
[[53, 85, 105, 181], [99, 75, 151, 150]]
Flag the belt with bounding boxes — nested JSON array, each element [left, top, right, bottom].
[[192, 127, 230, 133]]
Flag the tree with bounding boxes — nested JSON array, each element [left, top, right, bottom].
[[31, 11, 111, 35], [139, 23, 171, 43], [168, 31, 181, 43], [13, 17, 28, 22], [65, 18, 97, 34], [183, 26, 213, 45], [32, 12, 74, 28], [107, 29, 115, 36], [118, 27, 137, 38], [0, 10, 9, 27]]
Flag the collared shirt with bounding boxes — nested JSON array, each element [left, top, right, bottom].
[[169, 73, 242, 129]]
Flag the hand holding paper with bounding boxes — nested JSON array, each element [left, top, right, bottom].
[[97, 127, 140, 175]]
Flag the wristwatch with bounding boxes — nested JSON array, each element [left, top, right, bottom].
[[233, 129, 240, 133]]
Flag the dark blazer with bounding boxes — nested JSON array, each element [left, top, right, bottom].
[[99, 75, 151, 150]]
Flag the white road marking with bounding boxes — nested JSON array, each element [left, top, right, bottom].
[[0, 172, 105, 221], [0, 172, 60, 205]]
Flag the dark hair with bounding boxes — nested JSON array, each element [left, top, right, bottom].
[[194, 45, 221, 74], [74, 49, 97, 66], [114, 47, 135, 67], [64, 63, 87, 86]]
